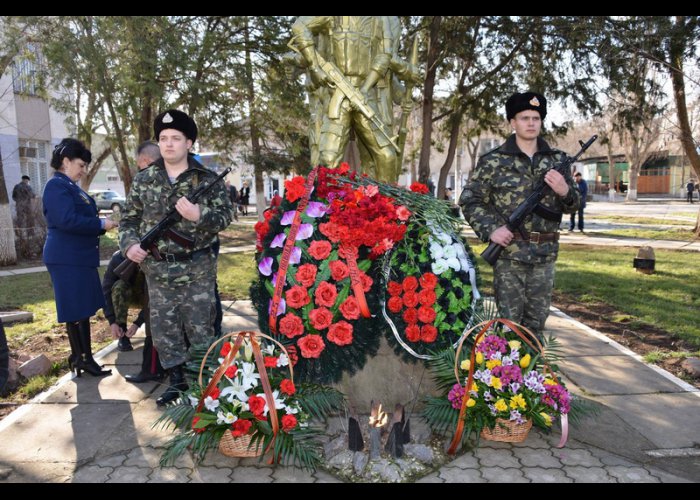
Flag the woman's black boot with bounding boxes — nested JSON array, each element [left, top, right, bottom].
[[76, 319, 111, 377], [66, 322, 83, 376]]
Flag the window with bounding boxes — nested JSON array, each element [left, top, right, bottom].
[[107, 175, 119, 182], [12, 46, 43, 96], [19, 140, 49, 194]]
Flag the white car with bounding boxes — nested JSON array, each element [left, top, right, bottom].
[[88, 190, 126, 212]]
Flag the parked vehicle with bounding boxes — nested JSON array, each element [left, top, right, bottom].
[[88, 190, 126, 212]]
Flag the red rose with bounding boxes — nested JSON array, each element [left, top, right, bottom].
[[231, 419, 252, 437], [314, 281, 338, 307], [403, 308, 418, 325], [338, 244, 358, 260], [418, 289, 437, 306], [387, 296, 404, 313], [329, 260, 349, 281], [387, 281, 403, 296], [247, 395, 266, 416], [220, 342, 232, 357], [308, 240, 332, 260], [285, 285, 310, 309], [402, 276, 419, 292], [339, 296, 360, 320], [309, 307, 333, 330], [420, 324, 438, 343], [402, 291, 419, 308], [417, 305, 437, 324], [284, 176, 306, 203], [419, 273, 438, 289], [225, 365, 238, 378], [295, 264, 318, 288], [281, 414, 298, 433], [319, 222, 341, 243], [279, 313, 304, 338], [192, 416, 205, 434], [264, 356, 278, 368], [327, 321, 354, 346], [359, 272, 373, 292], [280, 379, 296, 396], [405, 324, 421, 342], [298, 334, 326, 358]]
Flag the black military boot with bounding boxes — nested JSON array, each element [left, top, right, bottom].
[[124, 336, 166, 383], [75, 319, 112, 377], [156, 364, 188, 406], [65, 322, 82, 375]]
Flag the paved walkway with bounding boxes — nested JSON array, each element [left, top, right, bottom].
[[0, 301, 698, 483]]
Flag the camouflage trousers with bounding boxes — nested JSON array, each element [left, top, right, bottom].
[[111, 276, 146, 330], [493, 258, 556, 341], [145, 273, 217, 370]]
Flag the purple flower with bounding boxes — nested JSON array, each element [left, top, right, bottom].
[[499, 365, 523, 386], [306, 201, 329, 218], [295, 223, 314, 241], [483, 390, 494, 402], [258, 257, 273, 276], [477, 335, 509, 359], [509, 382, 521, 394], [447, 383, 466, 410], [289, 247, 301, 264], [268, 298, 286, 316], [280, 210, 296, 226], [509, 410, 525, 424], [271, 233, 287, 248]]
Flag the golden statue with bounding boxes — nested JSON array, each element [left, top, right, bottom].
[[289, 16, 420, 183]]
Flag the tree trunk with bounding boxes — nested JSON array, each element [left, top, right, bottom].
[[0, 204, 18, 266], [436, 109, 463, 200], [244, 18, 265, 220], [417, 16, 441, 185]]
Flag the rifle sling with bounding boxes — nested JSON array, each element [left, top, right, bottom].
[[533, 203, 562, 223]]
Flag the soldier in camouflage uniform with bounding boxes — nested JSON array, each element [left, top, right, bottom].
[[119, 109, 234, 406], [460, 92, 580, 340]]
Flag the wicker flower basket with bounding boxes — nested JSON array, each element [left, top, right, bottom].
[[219, 431, 263, 458], [480, 418, 532, 443]]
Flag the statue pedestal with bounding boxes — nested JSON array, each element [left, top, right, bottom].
[[333, 336, 441, 414]]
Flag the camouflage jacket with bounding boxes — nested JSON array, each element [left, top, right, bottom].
[[119, 155, 234, 285], [460, 135, 580, 264]]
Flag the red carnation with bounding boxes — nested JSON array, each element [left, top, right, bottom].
[[314, 281, 338, 308], [309, 240, 332, 260], [403, 308, 418, 325], [420, 324, 438, 343], [225, 365, 238, 378], [329, 260, 349, 281], [280, 379, 296, 396], [286, 345, 299, 366], [402, 291, 419, 308], [402, 276, 419, 292], [339, 296, 361, 320], [231, 419, 252, 437], [327, 321, 354, 346], [208, 386, 221, 400], [418, 289, 437, 306], [295, 264, 318, 288], [281, 414, 298, 433], [220, 342, 232, 357], [410, 182, 429, 194], [284, 176, 306, 203], [387, 296, 404, 313], [192, 416, 205, 434], [405, 324, 421, 342], [417, 305, 437, 324], [387, 281, 403, 296], [297, 334, 326, 358], [285, 285, 311, 309], [247, 395, 266, 416], [309, 307, 333, 331], [419, 273, 438, 289], [396, 205, 411, 221], [264, 356, 278, 368], [279, 313, 304, 338]]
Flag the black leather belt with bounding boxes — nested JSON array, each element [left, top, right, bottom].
[[160, 247, 212, 263], [512, 231, 560, 244]]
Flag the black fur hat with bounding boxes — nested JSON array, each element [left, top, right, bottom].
[[505, 92, 547, 121], [153, 109, 198, 144]]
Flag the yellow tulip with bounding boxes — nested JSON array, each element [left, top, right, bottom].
[[486, 359, 502, 370], [508, 340, 521, 351], [540, 412, 553, 427], [460, 359, 471, 371], [476, 352, 484, 364], [467, 398, 476, 408], [490, 377, 502, 391], [495, 399, 508, 412], [520, 354, 531, 368]]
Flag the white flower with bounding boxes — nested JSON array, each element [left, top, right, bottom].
[[442, 244, 457, 259], [239, 362, 260, 391], [220, 382, 249, 403], [188, 395, 199, 408], [277, 353, 290, 367], [446, 256, 461, 271], [429, 243, 444, 259], [263, 344, 275, 356], [438, 232, 452, 246], [204, 396, 220, 412], [264, 389, 287, 415], [285, 405, 300, 415], [216, 411, 238, 425], [454, 244, 467, 260], [431, 259, 449, 275], [459, 257, 470, 271]]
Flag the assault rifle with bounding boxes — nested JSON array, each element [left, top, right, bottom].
[[480, 136, 597, 266], [114, 167, 231, 281]]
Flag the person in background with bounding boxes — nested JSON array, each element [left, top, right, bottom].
[[239, 181, 250, 216], [0, 318, 9, 396], [227, 180, 239, 222], [269, 189, 282, 209], [43, 138, 118, 377], [568, 172, 588, 233], [12, 175, 35, 205], [687, 179, 695, 204]]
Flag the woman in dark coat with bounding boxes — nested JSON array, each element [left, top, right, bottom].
[[43, 138, 118, 377]]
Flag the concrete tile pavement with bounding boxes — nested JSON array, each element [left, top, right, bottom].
[[0, 301, 698, 483]]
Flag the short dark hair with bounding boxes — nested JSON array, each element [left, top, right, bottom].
[[574, 172, 582, 177], [137, 141, 161, 161], [21, 175, 30, 181], [51, 138, 91, 169]]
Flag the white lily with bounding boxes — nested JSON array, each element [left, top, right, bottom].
[[203, 396, 220, 412], [263, 389, 287, 415], [188, 395, 200, 408], [239, 361, 260, 391], [277, 353, 290, 367], [216, 411, 238, 425], [220, 381, 250, 403]]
